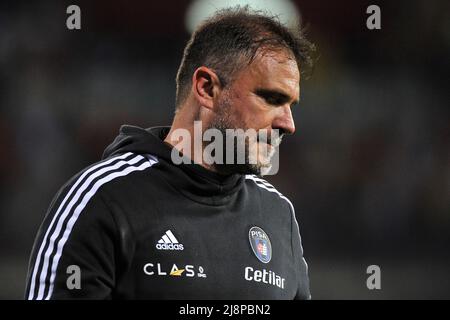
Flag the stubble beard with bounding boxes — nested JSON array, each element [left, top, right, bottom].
[[205, 97, 278, 176]]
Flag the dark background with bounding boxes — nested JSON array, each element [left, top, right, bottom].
[[0, 0, 449, 299]]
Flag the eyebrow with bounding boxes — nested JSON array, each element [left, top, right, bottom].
[[255, 88, 299, 106]]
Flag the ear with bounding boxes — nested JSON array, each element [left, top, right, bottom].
[[191, 66, 222, 110]]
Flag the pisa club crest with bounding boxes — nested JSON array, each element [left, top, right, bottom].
[[248, 226, 272, 264]]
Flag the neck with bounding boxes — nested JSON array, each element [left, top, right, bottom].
[[164, 105, 218, 173]]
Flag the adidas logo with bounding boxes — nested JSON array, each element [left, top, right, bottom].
[[156, 230, 184, 251]]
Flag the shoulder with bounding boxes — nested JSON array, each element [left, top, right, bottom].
[[244, 174, 295, 214], [60, 152, 159, 201]]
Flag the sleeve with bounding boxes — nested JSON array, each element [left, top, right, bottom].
[[25, 181, 118, 300], [290, 203, 311, 300]]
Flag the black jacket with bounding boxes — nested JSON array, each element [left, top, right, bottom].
[[25, 125, 310, 299]]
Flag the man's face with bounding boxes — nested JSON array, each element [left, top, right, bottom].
[[209, 48, 300, 175]]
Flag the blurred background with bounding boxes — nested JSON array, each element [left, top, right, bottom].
[[0, 0, 449, 299]]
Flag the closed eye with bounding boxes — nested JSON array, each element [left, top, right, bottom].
[[256, 88, 298, 107]]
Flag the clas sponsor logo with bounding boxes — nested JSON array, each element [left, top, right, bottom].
[[143, 263, 207, 278], [244, 266, 285, 289]]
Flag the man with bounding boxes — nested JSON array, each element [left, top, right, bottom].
[[25, 7, 314, 300]]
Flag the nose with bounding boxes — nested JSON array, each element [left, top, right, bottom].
[[272, 105, 296, 135]]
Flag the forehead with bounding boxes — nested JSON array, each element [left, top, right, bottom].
[[232, 49, 300, 95]]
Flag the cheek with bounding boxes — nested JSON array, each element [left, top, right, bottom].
[[240, 98, 267, 122], [226, 96, 251, 126], [228, 93, 271, 129], [246, 105, 275, 129]]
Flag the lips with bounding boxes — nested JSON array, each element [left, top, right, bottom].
[[256, 132, 283, 147]]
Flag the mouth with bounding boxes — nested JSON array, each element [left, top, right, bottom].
[[266, 142, 276, 149], [256, 132, 283, 148], [266, 139, 282, 148]]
